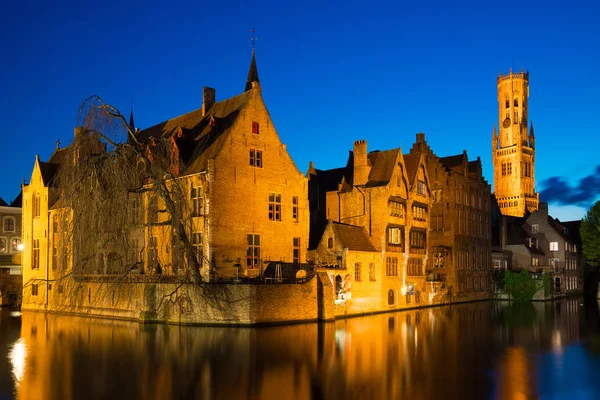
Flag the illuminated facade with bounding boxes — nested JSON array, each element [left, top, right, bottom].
[[308, 139, 434, 312], [21, 51, 309, 311], [409, 133, 492, 301], [492, 69, 539, 217]]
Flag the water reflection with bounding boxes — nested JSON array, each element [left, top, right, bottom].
[[0, 297, 598, 399]]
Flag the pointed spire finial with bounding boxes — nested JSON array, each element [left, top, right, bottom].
[[245, 28, 260, 92], [56, 138, 60, 149], [250, 27, 257, 52], [129, 97, 135, 132]]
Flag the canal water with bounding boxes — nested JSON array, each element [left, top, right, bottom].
[[1, 298, 599, 399]]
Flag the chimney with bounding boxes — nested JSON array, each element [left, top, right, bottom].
[[538, 202, 548, 217], [416, 133, 425, 143], [74, 126, 85, 138], [202, 87, 216, 116], [353, 140, 370, 186]]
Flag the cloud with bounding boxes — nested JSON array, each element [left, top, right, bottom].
[[540, 165, 600, 208]]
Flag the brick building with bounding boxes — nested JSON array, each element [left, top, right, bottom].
[[308, 139, 433, 311], [493, 203, 582, 295], [409, 133, 492, 301], [21, 50, 309, 309]]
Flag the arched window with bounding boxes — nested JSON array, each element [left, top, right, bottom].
[[388, 289, 395, 305], [11, 238, 21, 252], [0, 237, 6, 252], [33, 193, 40, 218], [514, 98, 519, 107], [3, 217, 15, 232], [505, 99, 510, 108]]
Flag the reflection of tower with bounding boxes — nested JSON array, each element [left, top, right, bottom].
[[497, 346, 537, 399], [492, 69, 539, 217]]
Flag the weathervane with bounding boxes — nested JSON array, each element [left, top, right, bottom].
[[250, 27, 257, 51]]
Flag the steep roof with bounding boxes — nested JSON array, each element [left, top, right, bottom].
[[245, 50, 260, 92], [0, 198, 7, 207], [506, 217, 545, 255], [39, 161, 61, 187], [366, 149, 399, 187], [48, 146, 70, 165], [402, 152, 420, 185], [10, 192, 22, 207], [439, 154, 463, 169], [136, 90, 253, 175], [332, 222, 377, 252]]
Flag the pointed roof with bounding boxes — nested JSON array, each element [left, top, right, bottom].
[[402, 152, 421, 184], [136, 90, 253, 175], [10, 192, 22, 207], [245, 50, 260, 92], [0, 197, 7, 207], [129, 107, 135, 131]]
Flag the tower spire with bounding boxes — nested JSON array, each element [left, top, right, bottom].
[[245, 28, 260, 92], [129, 98, 135, 132]]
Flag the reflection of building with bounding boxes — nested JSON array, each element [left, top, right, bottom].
[[0, 194, 23, 306], [492, 69, 539, 217]]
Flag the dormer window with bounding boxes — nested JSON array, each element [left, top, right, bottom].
[[252, 121, 260, 134]]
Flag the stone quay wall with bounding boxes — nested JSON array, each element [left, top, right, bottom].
[[21, 272, 335, 326]]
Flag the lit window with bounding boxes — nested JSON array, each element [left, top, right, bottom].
[[148, 236, 158, 270], [369, 263, 376, 281], [268, 193, 281, 221], [11, 238, 21, 252], [33, 193, 40, 218], [550, 242, 558, 251], [354, 263, 361, 281], [412, 206, 426, 221], [386, 257, 398, 276], [32, 238, 40, 270], [292, 196, 299, 222], [249, 149, 263, 168], [0, 238, 5, 252], [246, 234, 260, 269], [390, 201, 403, 217], [3, 217, 15, 232], [192, 232, 203, 262], [191, 186, 204, 217], [293, 237, 300, 264], [532, 224, 539, 234]]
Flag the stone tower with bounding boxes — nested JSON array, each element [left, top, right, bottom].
[[492, 69, 539, 217]]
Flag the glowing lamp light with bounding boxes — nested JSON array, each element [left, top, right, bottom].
[[17, 244, 24, 251]]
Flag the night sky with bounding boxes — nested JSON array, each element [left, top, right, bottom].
[[1, 0, 599, 220]]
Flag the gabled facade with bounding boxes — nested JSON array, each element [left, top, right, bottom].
[[409, 133, 492, 301], [308, 139, 433, 311], [21, 51, 310, 311], [494, 203, 582, 296], [134, 53, 308, 280]]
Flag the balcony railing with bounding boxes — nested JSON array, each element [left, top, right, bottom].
[[426, 272, 446, 282]]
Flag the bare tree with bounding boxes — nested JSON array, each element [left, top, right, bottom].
[[55, 95, 204, 287]]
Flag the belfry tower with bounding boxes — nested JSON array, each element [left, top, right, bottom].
[[492, 69, 539, 217]]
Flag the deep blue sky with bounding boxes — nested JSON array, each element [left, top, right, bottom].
[[1, 0, 599, 220]]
